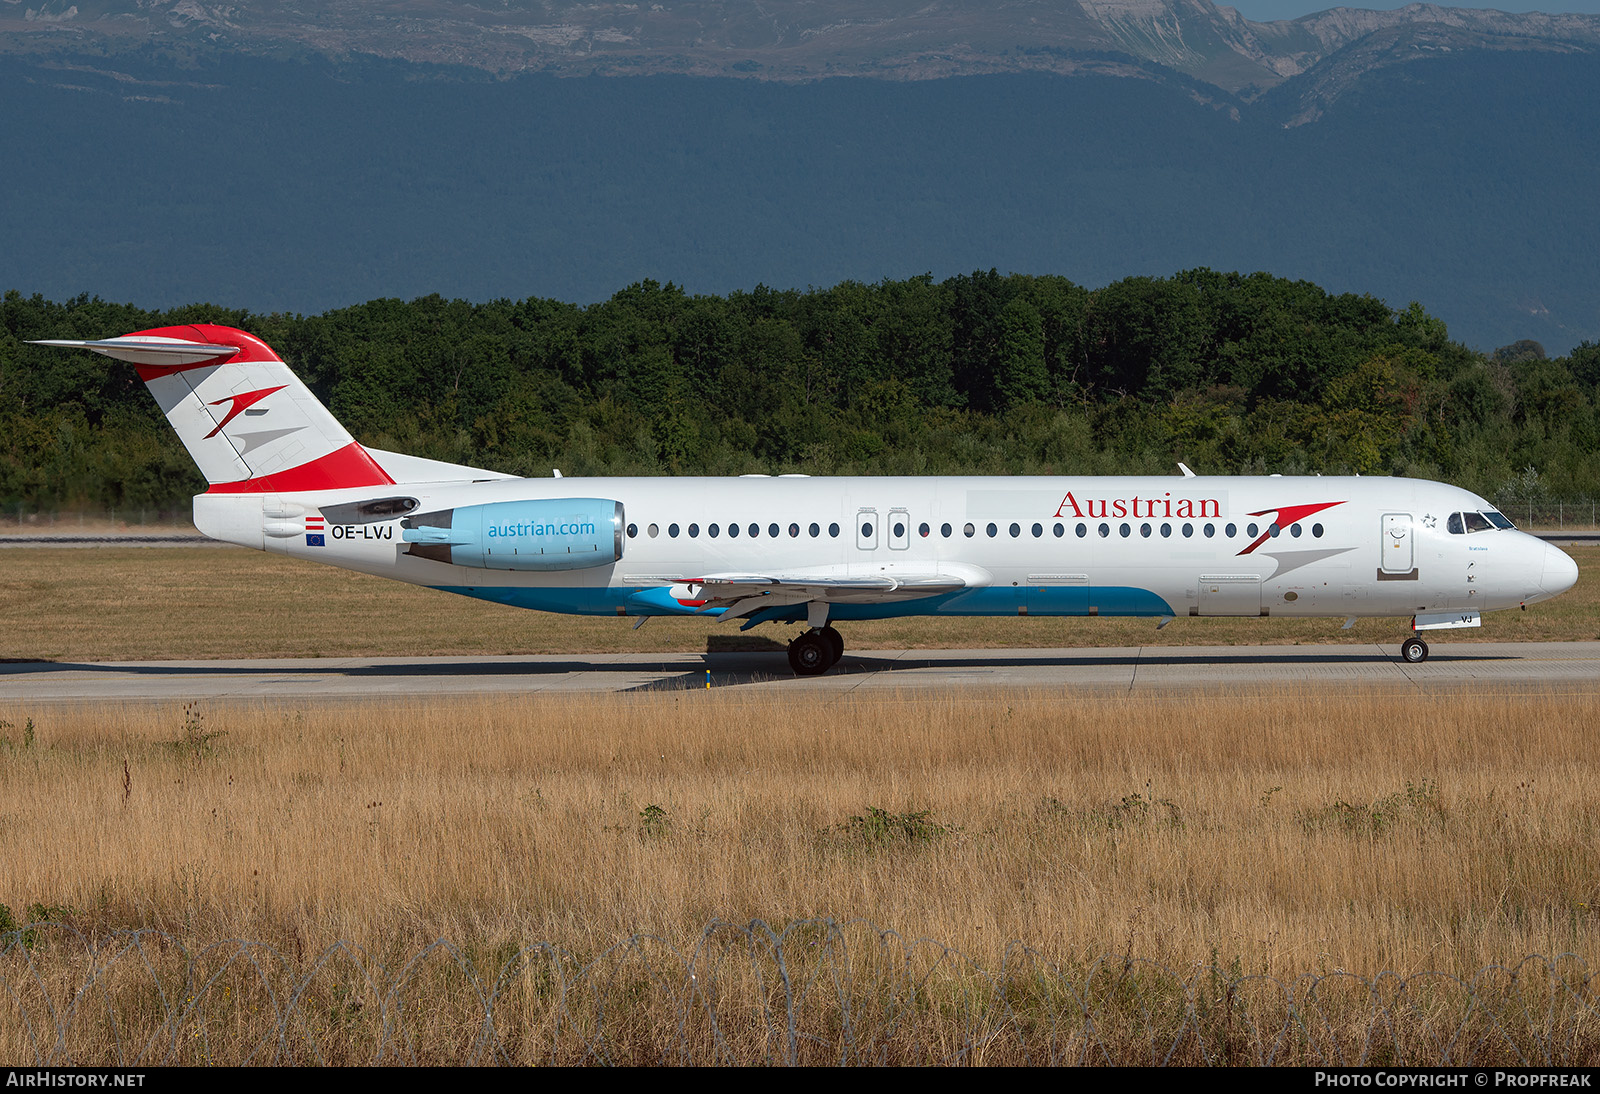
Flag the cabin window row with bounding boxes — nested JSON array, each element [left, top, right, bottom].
[[622, 520, 1327, 540], [628, 522, 844, 540], [945, 521, 1326, 540]]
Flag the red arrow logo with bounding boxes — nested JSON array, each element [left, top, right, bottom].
[[205, 386, 287, 439], [1236, 501, 1346, 555]]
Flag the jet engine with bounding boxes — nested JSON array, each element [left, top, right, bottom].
[[401, 498, 624, 570]]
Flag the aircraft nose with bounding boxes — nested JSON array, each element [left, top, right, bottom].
[[1541, 543, 1579, 596]]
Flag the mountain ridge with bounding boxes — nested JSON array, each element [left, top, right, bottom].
[[6, 4, 1598, 347], [7, 0, 1600, 120]]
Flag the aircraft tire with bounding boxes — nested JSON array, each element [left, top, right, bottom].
[[1401, 636, 1429, 664], [821, 626, 844, 666], [788, 631, 833, 676]]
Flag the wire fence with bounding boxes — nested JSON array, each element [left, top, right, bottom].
[[0, 499, 1593, 534], [0, 507, 191, 532], [1489, 498, 1600, 532], [3, 919, 1597, 1066], [4, 499, 1598, 534]]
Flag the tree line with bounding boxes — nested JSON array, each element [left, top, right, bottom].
[[2, 270, 1597, 515]]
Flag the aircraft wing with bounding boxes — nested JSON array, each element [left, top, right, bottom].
[[672, 572, 970, 620]]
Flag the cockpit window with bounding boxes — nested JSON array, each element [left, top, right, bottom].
[[1449, 510, 1513, 534]]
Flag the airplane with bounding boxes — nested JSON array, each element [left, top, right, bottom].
[[33, 324, 1580, 674]]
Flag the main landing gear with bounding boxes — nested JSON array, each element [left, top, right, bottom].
[[788, 626, 844, 676], [1400, 636, 1430, 664]]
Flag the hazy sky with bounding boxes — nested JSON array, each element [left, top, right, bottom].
[[1226, 0, 1600, 19]]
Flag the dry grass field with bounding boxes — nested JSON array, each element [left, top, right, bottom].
[[2, 542, 1597, 1062], [2, 688, 1599, 1062], [2, 545, 1596, 661]]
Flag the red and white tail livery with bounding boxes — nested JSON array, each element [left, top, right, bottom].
[[37, 325, 400, 492], [36, 326, 1580, 673]]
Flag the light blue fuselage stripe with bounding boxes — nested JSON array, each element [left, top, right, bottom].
[[431, 584, 1175, 619]]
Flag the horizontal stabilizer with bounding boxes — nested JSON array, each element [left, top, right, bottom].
[[29, 336, 240, 367]]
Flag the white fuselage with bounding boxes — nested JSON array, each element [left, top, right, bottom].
[[194, 474, 1576, 626]]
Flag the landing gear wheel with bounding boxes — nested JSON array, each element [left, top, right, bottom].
[[1401, 636, 1430, 664], [821, 626, 844, 667], [788, 631, 833, 676]]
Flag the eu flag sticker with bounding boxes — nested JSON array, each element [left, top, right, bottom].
[[306, 534, 326, 547]]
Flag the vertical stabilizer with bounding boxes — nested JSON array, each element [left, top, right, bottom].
[[32, 325, 395, 493]]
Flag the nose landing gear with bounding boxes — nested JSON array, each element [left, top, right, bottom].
[[1400, 636, 1429, 663], [788, 625, 845, 676]]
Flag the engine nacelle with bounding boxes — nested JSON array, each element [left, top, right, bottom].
[[401, 498, 624, 571]]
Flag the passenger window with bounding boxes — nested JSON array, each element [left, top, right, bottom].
[[688, 523, 699, 538], [787, 523, 798, 538], [1120, 523, 1131, 538], [1054, 523, 1064, 538], [828, 523, 840, 538], [727, 523, 739, 538], [1008, 523, 1020, 538], [1076, 523, 1086, 537], [1290, 524, 1302, 538], [860, 522, 874, 539], [648, 523, 659, 538], [1204, 523, 1215, 538], [1312, 523, 1324, 538], [941, 523, 952, 537], [710, 523, 721, 538], [769, 523, 779, 538], [627, 523, 638, 538], [893, 521, 906, 538], [1182, 523, 1193, 538], [987, 523, 998, 537], [668, 523, 680, 538], [1139, 523, 1151, 538], [964, 523, 976, 538], [1098, 523, 1109, 538], [1268, 523, 1280, 537], [1160, 523, 1171, 538], [1225, 523, 1237, 537], [1247, 523, 1259, 538], [809, 523, 820, 537], [749, 523, 760, 537]]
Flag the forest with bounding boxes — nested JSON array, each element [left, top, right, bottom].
[[2, 269, 1597, 516]]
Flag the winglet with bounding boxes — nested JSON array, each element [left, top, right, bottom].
[[1178, 462, 1197, 478]]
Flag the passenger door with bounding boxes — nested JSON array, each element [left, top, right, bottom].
[[1381, 513, 1414, 575]]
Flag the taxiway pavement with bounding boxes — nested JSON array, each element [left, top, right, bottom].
[[1, 642, 1596, 703]]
